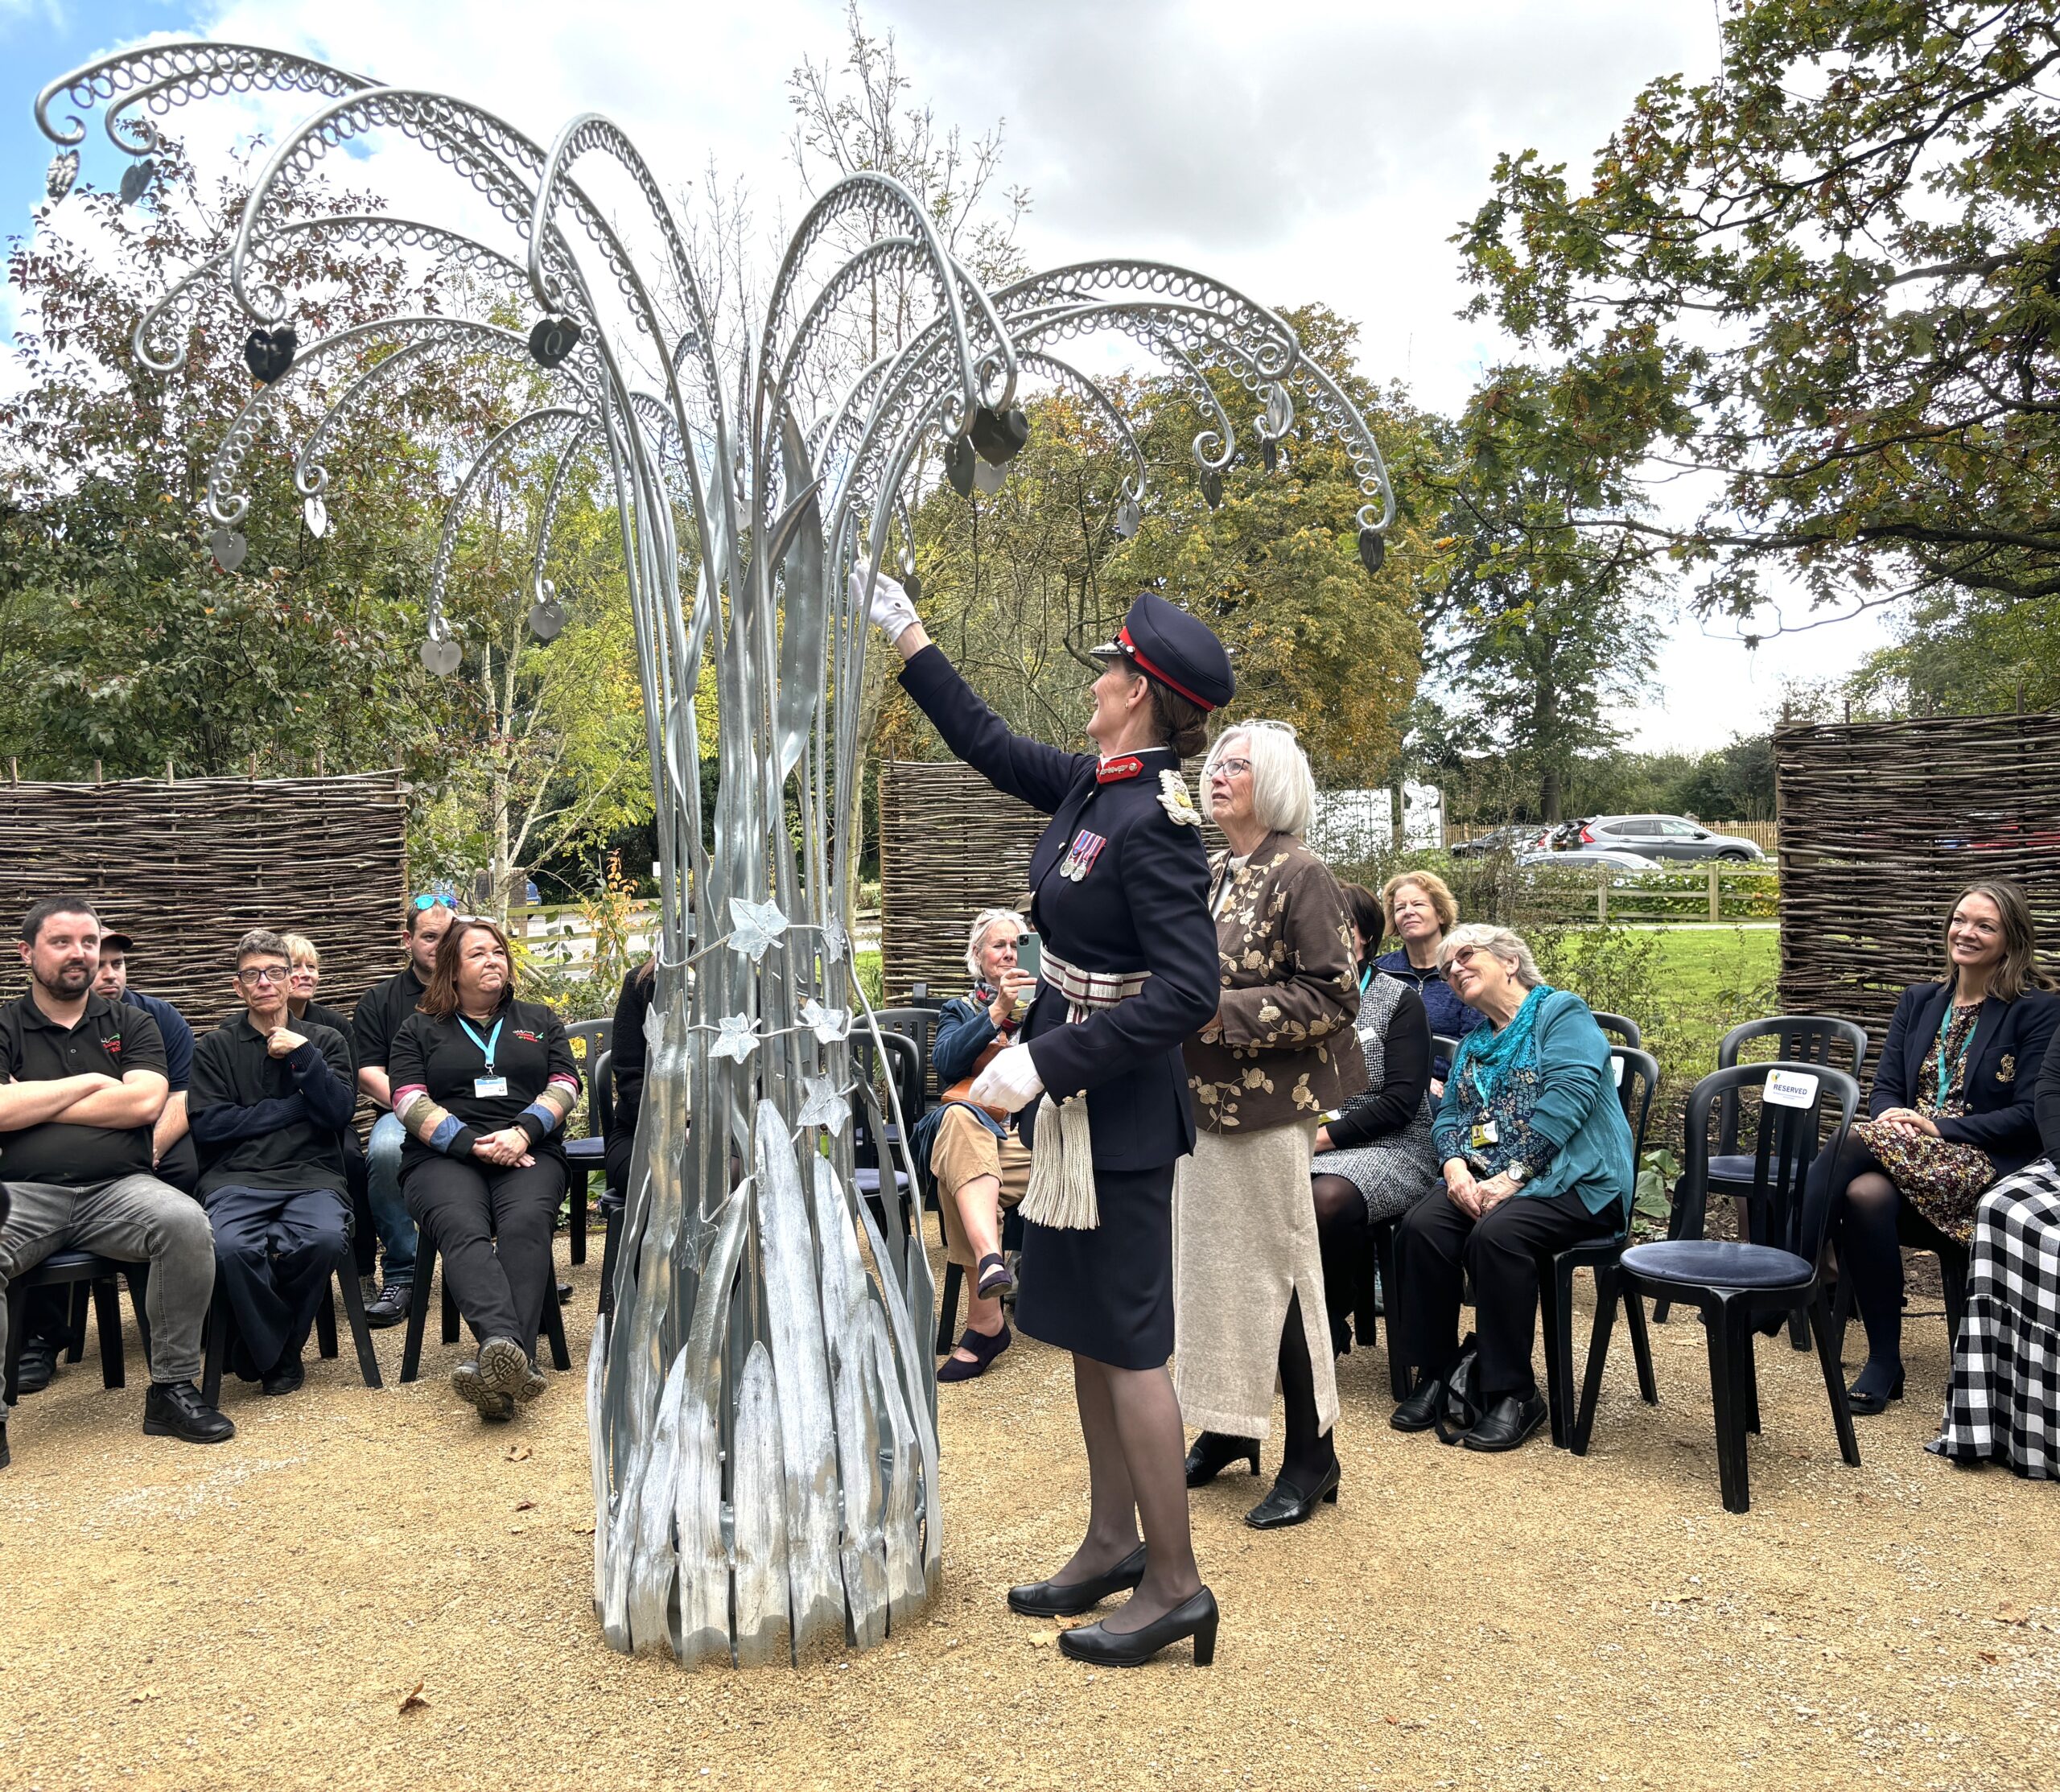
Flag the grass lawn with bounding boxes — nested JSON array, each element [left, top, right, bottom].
[[1643, 923, 1779, 1013]]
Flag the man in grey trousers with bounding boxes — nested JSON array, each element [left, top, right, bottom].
[[0, 893, 233, 1469]]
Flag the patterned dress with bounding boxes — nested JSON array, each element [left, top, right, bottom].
[[1852, 998, 1996, 1244], [1930, 1160, 2060, 1480], [1316, 975, 1437, 1221]]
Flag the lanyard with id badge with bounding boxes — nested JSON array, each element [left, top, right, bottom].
[[460, 1015, 509, 1098]]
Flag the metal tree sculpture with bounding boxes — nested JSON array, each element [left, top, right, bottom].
[[35, 42, 1397, 1668]]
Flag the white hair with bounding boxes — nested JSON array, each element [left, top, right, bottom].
[[1437, 922, 1543, 990], [1201, 722, 1315, 839], [965, 908, 1028, 983]]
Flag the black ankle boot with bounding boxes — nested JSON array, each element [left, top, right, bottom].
[[1184, 1431, 1260, 1487]]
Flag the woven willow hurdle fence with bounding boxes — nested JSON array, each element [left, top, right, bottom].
[[0, 771, 409, 1024], [1775, 713, 2060, 1037]]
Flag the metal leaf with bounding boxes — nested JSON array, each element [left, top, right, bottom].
[[796, 1072, 850, 1134], [208, 528, 246, 573], [799, 998, 849, 1044], [730, 1342, 791, 1668], [118, 158, 155, 204], [774, 407, 826, 781], [727, 897, 788, 962], [709, 1012, 759, 1061], [302, 494, 328, 538], [44, 150, 77, 203]]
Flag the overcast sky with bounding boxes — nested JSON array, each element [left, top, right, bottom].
[[2, 0, 1893, 752]]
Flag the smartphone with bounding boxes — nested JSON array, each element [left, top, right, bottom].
[[1016, 933, 1042, 981]]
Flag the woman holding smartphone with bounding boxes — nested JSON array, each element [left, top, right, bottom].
[[864, 571, 1230, 1670]]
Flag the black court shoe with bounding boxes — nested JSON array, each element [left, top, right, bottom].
[[1244, 1455, 1341, 1530], [1007, 1542, 1147, 1618], [1184, 1431, 1260, 1487], [1461, 1392, 1548, 1452], [1057, 1586, 1218, 1668]]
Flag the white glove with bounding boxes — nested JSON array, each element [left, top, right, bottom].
[[851, 569, 919, 642], [969, 1040, 1044, 1114]]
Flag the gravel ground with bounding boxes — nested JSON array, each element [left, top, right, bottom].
[[2, 1239, 2057, 1792]]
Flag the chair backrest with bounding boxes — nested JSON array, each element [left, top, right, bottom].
[[1713, 1014, 1869, 1156], [1681, 1061, 1860, 1263], [851, 1028, 923, 1166], [565, 1018, 614, 1081], [1592, 1011, 1642, 1048], [1611, 1044, 1659, 1163], [590, 1048, 614, 1142], [870, 1005, 944, 1108]]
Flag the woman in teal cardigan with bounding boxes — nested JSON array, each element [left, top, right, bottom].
[[1388, 924, 1635, 1452]]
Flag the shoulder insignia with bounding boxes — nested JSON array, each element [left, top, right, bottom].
[[1157, 769, 1201, 826], [1096, 754, 1143, 784]]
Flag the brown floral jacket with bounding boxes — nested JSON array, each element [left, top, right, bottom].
[[1183, 832, 1366, 1133]]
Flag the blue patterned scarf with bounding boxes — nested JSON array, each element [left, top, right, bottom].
[[1451, 983, 1554, 1106]]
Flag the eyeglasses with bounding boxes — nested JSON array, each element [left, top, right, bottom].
[[1446, 945, 1485, 969], [237, 965, 292, 987], [1213, 757, 1253, 778], [410, 892, 458, 912]]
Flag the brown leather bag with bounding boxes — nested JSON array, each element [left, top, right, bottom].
[[939, 1036, 1011, 1123]]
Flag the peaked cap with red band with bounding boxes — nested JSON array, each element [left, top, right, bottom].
[[1090, 591, 1234, 711]]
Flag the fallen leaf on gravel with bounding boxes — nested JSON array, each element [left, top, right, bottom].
[[503, 1444, 532, 1462], [571, 1522, 596, 1535], [1028, 1631, 1057, 1648], [1997, 1604, 2029, 1625], [129, 1688, 158, 1703], [398, 1682, 428, 1715], [514, 1499, 536, 1512], [1978, 1650, 2000, 1663]]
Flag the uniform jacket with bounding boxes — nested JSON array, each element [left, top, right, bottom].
[[1871, 980, 2060, 1179], [899, 645, 1219, 1171], [1183, 834, 1366, 1132]]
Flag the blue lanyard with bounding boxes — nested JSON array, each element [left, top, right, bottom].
[[1358, 966, 1373, 994], [1934, 1003, 1974, 1097], [458, 1015, 503, 1073]]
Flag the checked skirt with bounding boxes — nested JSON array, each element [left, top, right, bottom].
[[1930, 1158, 2060, 1481]]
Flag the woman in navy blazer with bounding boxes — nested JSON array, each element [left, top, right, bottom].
[[1812, 880, 2059, 1412]]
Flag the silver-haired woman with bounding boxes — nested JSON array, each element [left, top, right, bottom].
[[908, 908, 1038, 1382], [1389, 924, 1634, 1452], [1177, 722, 1365, 1528]]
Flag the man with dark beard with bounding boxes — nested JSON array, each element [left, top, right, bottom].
[[0, 895, 230, 1469]]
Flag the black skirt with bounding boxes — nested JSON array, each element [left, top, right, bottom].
[[1013, 1161, 1176, 1370]]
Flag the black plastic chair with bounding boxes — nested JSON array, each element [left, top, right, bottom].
[[851, 1029, 922, 1248], [200, 1264, 383, 1406], [398, 1232, 572, 1383], [3, 1250, 152, 1405], [1704, 1015, 1870, 1220], [870, 1006, 944, 1113], [1535, 1046, 1661, 1448], [564, 1046, 613, 1266], [1574, 1061, 1862, 1513], [1592, 1012, 1642, 1048]]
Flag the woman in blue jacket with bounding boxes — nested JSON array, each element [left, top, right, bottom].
[[1389, 923, 1635, 1452], [1812, 880, 2058, 1413]]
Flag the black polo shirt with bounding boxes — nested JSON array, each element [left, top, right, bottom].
[[352, 967, 426, 1077], [0, 991, 168, 1186], [389, 998, 579, 1176], [296, 999, 359, 1078]]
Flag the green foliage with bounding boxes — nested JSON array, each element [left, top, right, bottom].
[[1634, 1147, 1680, 1231], [1458, 0, 2060, 633]]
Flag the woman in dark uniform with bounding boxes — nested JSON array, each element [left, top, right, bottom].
[[866, 570, 1229, 1669]]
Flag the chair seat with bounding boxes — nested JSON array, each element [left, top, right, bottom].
[[22, 1249, 138, 1283], [1622, 1240, 1811, 1290], [851, 1167, 910, 1197], [564, 1137, 606, 1163]]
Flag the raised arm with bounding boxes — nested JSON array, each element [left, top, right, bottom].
[[896, 642, 1092, 816]]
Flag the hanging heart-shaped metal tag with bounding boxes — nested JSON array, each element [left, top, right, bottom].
[[1201, 469, 1223, 511], [973, 457, 1006, 496], [208, 528, 247, 573], [528, 598, 567, 641], [970, 404, 1031, 466], [944, 437, 976, 498], [901, 570, 923, 602], [243, 325, 297, 385], [1358, 528, 1386, 575], [528, 315, 582, 369], [303, 494, 328, 538], [1114, 498, 1142, 539], [45, 150, 79, 203], [420, 636, 463, 676], [119, 159, 156, 204]]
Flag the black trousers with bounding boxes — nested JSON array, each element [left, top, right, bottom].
[[344, 1131, 377, 1279], [1394, 1184, 1614, 1401], [206, 1184, 352, 1373], [403, 1156, 566, 1353]]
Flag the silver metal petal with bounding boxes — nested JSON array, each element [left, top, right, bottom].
[[730, 1342, 791, 1668]]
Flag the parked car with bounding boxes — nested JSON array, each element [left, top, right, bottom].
[[1578, 814, 1765, 863], [1451, 823, 1550, 859], [1518, 849, 1662, 873]]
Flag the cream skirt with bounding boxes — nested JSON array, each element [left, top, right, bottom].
[[1172, 1120, 1336, 1440]]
